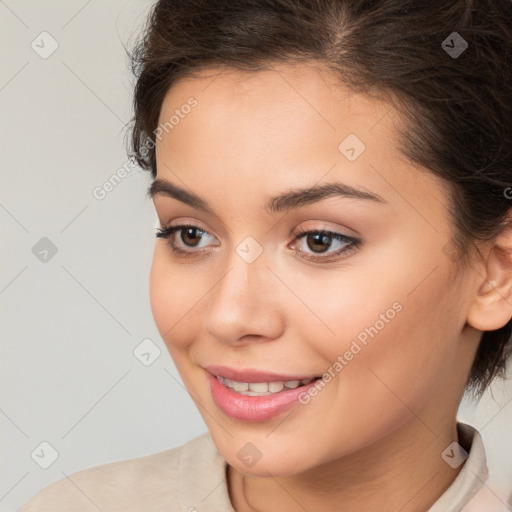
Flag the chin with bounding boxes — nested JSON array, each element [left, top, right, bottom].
[[211, 431, 320, 477], [229, 455, 313, 478]]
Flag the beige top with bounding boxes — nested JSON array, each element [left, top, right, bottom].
[[19, 422, 492, 512]]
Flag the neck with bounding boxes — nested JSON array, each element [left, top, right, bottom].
[[228, 415, 465, 512]]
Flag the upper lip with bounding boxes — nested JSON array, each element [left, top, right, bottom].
[[205, 365, 319, 383]]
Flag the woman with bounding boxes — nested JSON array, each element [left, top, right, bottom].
[[19, 0, 512, 510]]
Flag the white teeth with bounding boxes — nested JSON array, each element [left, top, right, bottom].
[[232, 381, 249, 392], [218, 376, 315, 396], [268, 381, 284, 392], [248, 382, 268, 392]]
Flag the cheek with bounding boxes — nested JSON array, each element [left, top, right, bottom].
[[277, 273, 460, 466], [149, 245, 202, 356], [305, 236, 459, 386], [298, 251, 458, 401], [329, 269, 460, 422]]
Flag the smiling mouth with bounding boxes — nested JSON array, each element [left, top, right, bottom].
[[215, 375, 320, 396], [206, 369, 323, 421]]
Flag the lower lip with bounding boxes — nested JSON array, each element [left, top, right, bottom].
[[207, 371, 320, 422]]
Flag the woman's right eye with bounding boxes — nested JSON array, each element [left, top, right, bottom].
[[155, 224, 218, 258]]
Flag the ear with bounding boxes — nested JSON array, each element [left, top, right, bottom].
[[466, 219, 512, 331]]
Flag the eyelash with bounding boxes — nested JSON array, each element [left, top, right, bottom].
[[155, 224, 361, 263]]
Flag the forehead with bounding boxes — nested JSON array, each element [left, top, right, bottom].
[[154, 62, 450, 224], [158, 62, 392, 136], [156, 63, 398, 175]]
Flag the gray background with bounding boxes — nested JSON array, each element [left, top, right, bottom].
[[0, 1, 511, 511]]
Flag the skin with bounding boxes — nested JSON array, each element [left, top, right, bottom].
[[149, 62, 512, 512]]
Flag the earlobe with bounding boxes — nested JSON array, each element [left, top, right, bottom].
[[466, 230, 512, 332]]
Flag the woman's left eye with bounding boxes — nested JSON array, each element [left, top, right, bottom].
[[291, 228, 361, 261], [155, 224, 361, 262]]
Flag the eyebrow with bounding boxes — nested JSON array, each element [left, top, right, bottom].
[[147, 178, 387, 214]]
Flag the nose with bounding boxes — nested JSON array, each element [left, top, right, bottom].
[[204, 247, 285, 346]]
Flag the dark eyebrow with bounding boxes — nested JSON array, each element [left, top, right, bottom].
[[147, 178, 387, 214]]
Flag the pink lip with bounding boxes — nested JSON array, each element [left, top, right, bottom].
[[205, 369, 321, 422], [205, 365, 318, 383]]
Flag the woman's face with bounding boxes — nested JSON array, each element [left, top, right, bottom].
[[149, 62, 482, 476]]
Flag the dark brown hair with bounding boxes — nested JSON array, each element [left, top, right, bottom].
[[126, 0, 512, 400]]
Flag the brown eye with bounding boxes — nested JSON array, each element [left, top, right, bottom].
[[180, 227, 204, 247], [155, 224, 218, 258], [305, 232, 333, 253], [292, 228, 361, 263]]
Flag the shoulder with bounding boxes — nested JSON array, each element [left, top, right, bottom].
[[18, 432, 216, 512]]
